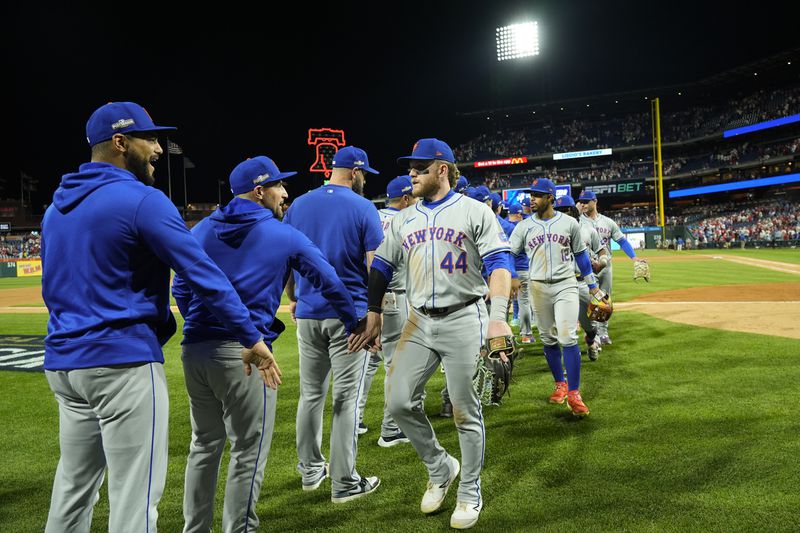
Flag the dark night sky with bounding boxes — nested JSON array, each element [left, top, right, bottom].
[[11, 1, 800, 210]]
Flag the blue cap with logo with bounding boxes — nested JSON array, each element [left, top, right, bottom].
[[86, 101, 176, 146], [475, 186, 492, 202], [229, 156, 297, 195], [332, 146, 379, 174], [508, 203, 523, 215], [387, 175, 413, 199], [529, 178, 557, 196], [397, 138, 455, 164], [578, 190, 597, 201], [555, 195, 576, 208], [455, 175, 469, 193], [521, 196, 531, 207], [490, 192, 503, 210]]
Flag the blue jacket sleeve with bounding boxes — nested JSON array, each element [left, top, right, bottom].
[[574, 250, 598, 290], [290, 229, 360, 333], [135, 191, 262, 348], [371, 256, 394, 281], [617, 237, 637, 259], [171, 273, 191, 317]]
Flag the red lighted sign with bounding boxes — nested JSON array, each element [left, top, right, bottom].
[[474, 156, 528, 168], [308, 128, 347, 178]]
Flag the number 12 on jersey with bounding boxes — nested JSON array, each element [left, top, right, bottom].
[[440, 251, 467, 274]]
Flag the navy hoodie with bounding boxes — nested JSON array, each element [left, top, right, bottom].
[[42, 162, 262, 370], [172, 197, 359, 347]]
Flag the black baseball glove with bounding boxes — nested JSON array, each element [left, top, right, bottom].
[[473, 336, 515, 405]]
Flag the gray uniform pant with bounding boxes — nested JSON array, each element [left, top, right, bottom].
[[357, 292, 405, 437], [296, 318, 369, 494], [44, 362, 168, 533], [181, 340, 277, 533], [386, 300, 488, 506], [516, 270, 536, 336], [577, 282, 596, 339], [531, 278, 580, 347], [594, 263, 612, 336]]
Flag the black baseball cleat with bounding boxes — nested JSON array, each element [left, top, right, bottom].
[[331, 476, 380, 503], [377, 431, 411, 448], [438, 401, 453, 418]]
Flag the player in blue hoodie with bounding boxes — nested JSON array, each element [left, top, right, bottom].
[[41, 102, 279, 533], [172, 156, 360, 532]]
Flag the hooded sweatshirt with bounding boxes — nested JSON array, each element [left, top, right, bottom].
[[172, 197, 359, 347], [41, 162, 262, 370]]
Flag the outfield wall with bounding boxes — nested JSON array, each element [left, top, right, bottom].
[[0, 259, 42, 278]]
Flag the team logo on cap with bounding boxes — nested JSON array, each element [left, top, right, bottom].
[[402, 185, 412, 193], [354, 160, 365, 166], [252, 173, 270, 185], [112, 118, 135, 130], [435, 151, 443, 156], [533, 179, 539, 185], [413, 142, 419, 152]]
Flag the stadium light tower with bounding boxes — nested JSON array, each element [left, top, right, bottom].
[[496, 21, 539, 61]]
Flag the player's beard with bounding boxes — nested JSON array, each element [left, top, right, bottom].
[[412, 173, 438, 199], [353, 172, 365, 196], [535, 196, 552, 217], [125, 150, 155, 186]]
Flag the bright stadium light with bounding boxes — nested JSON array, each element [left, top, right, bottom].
[[496, 22, 539, 61]]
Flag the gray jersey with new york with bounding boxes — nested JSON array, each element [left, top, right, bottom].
[[378, 208, 405, 292], [574, 219, 602, 275], [375, 192, 509, 309], [509, 211, 586, 282], [582, 213, 623, 258]]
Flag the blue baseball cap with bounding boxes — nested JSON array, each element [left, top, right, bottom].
[[332, 146, 379, 174], [86, 101, 176, 146], [508, 204, 523, 215], [455, 176, 469, 193], [529, 178, 556, 196], [230, 156, 297, 195], [473, 186, 491, 202], [521, 196, 531, 207], [490, 192, 503, 210], [397, 138, 455, 164], [387, 175, 413, 199], [578, 190, 597, 201], [555, 195, 576, 208]]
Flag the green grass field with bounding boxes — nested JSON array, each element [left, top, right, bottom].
[[1, 250, 798, 532]]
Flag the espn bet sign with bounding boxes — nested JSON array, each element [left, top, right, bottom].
[[584, 179, 644, 196]]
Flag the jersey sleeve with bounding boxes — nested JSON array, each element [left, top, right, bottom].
[[569, 218, 587, 255], [373, 212, 403, 270], [609, 218, 624, 241], [475, 204, 511, 258], [362, 205, 385, 252], [509, 222, 527, 256]]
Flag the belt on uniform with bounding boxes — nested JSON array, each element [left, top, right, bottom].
[[386, 289, 405, 294], [416, 296, 480, 317], [532, 278, 571, 285]]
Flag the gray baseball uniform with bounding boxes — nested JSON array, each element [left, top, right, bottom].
[[358, 207, 406, 439], [373, 191, 510, 506], [509, 211, 586, 347], [575, 219, 603, 341], [581, 213, 624, 336]]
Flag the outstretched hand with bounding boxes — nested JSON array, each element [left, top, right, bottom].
[[348, 312, 382, 353], [242, 340, 282, 389]]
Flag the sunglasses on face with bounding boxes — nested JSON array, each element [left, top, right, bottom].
[[409, 161, 436, 175]]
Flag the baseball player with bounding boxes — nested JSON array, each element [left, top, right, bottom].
[[509, 178, 603, 417], [172, 156, 360, 532], [521, 196, 532, 219], [349, 138, 513, 529], [507, 204, 535, 344], [285, 145, 383, 503], [357, 176, 416, 447], [41, 102, 278, 533], [554, 195, 607, 361], [577, 190, 640, 345], [455, 175, 469, 193]]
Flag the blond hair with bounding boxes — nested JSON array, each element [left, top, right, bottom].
[[443, 161, 460, 189]]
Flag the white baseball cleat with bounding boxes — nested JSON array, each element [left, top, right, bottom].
[[301, 463, 329, 491], [420, 455, 460, 514], [357, 422, 368, 435], [450, 500, 483, 529], [377, 431, 410, 448], [599, 335, 612, 345]]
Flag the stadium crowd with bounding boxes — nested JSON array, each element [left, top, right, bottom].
[[0, 232, 41, 259]]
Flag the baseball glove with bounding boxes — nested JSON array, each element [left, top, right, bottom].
[[587, 290, 614, 322], [633, 259, 651, 282], [473, 337, 516, 405]]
